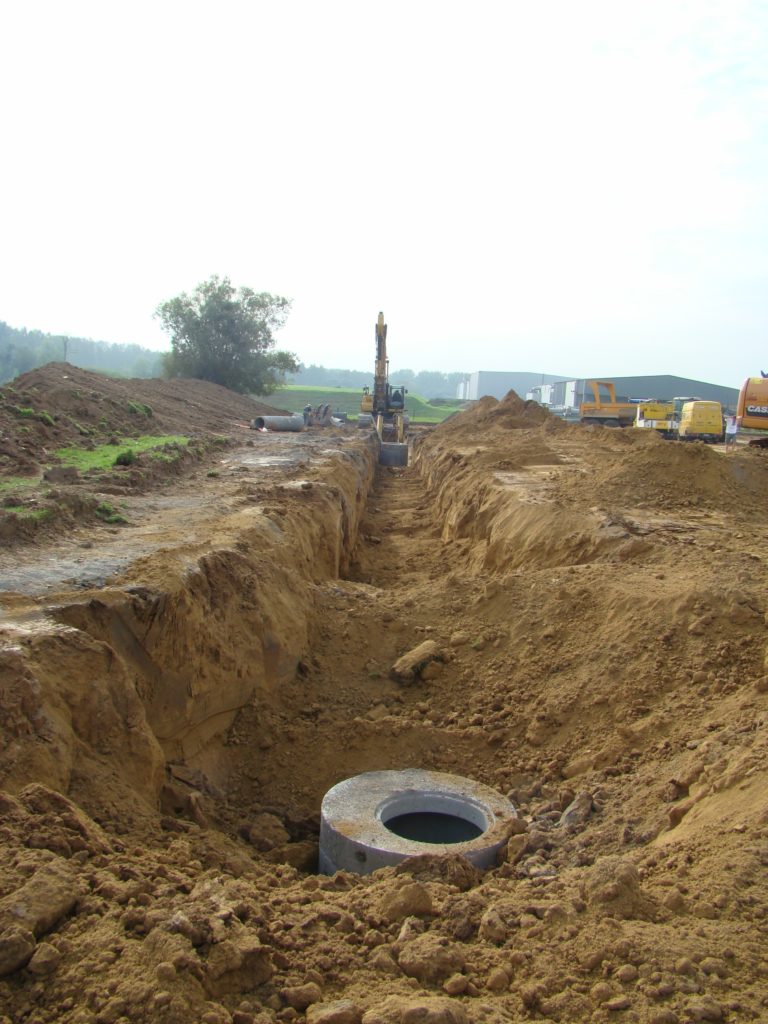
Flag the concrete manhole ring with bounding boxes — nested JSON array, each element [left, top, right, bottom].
[[319, 768, 517, 875]]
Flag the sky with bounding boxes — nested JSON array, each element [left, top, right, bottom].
[[1, 0, 766, 388]]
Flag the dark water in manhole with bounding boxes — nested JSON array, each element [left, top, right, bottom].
[[384, 812, 484, 844]]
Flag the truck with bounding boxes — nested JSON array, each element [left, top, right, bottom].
[[677, 400, 724, 443], [736, 376, 768, 447], [633, 400, 676, 438], [579, 380, 636, 427]]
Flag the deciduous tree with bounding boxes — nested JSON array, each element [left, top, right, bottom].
[[156, 276, 297, 394]]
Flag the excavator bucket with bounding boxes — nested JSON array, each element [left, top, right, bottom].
[[379, 442, 409, 467]]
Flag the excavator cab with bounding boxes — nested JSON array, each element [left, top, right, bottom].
[[388, 385, 406, 410]]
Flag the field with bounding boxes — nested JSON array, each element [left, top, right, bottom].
[[262, 384, 464, 423]]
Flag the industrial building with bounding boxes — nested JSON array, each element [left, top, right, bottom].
[[456, 371, 565, 401], [526, 375, 739, 416], [457, 371, 738, 414]]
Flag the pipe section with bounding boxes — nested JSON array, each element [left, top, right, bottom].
[[251, 415, 305, 432]]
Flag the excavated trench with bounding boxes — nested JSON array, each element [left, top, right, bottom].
[[4, 412, 768, 1022], [1, 433, 501, 851], [5, 422, 629, 867], [2, 439, 376, 801], [3, 424, 765, 858]]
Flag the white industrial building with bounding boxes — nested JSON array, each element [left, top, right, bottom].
[[456, 371, 565, 401], [526, 376, 739, 415], [458, 371, 739, 415]]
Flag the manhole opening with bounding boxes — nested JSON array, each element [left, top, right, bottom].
[[378, 790, 489, 846], [384, 811, 483, 843]]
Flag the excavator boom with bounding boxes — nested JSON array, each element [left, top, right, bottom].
[[358, 312, 409, 463], [373, 312, 389, 413]]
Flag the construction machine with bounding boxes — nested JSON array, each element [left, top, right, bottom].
[[358, 312, 409, 444], [736, 376, 768, 447], [633, 400, 676, 438], [579, 380, 636, 427]]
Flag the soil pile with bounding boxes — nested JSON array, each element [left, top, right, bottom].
[[0, 363, 286, 547], [0, 362, 283, 478], [1, 388, 768, 1023], [438, 391, 559, 436]]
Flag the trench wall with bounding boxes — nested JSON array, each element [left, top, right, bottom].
[[410, 435, 637, 571], [0, 444, 377, 816]]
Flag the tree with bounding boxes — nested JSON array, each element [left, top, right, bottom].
[[155, 275, 297, 395]]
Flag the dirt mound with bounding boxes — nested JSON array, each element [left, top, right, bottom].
[[0, 362, 283, 478], [436, 390, 560, 436], [593, 433, 768, 510]]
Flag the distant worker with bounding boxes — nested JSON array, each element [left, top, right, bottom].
[[303, 404, 313, 426], [725, 414, 738, 452]]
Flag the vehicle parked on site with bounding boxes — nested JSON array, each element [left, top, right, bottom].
[[677, 400, 724, 443], [633, 400, 676, 438], [579, 380, 636, 427]]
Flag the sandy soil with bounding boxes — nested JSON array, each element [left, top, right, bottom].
[[0, 363, 285, 547], [1, 375, 768, 1024]]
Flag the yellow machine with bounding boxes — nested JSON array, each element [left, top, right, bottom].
[[633, 400, 676, 438], [736, 376, 768, 447], [677, 400, 724, 443], [359, 312, 409, 444], [579, 380, 636, 427]]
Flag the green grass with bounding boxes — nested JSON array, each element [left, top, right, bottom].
[[261, 385, 463, 423], [127, 400, 153, 417], [2, 506, 52, 521], [56, 435, 189, 472], [95, 501, 128, 525], [11, 406, 55, 426], [149, 448, 185, 463], [0, 476, 40, 494]]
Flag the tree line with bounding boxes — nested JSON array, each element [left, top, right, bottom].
[[288, 364, 466, 399], [0, 321, 164, 384], [3, 276, 467, 399]]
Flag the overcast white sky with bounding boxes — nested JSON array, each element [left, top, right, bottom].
[[2, 0, 766, 387]]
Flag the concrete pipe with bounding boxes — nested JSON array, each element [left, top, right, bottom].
[[319, 768, 516, 875], [251, 415, 305, 432]]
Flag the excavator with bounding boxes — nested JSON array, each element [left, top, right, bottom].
[[736, 375, 768, 447], [358, 312, 409, 444]]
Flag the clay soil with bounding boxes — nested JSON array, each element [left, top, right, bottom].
[[1, 374, 768, 1024]]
